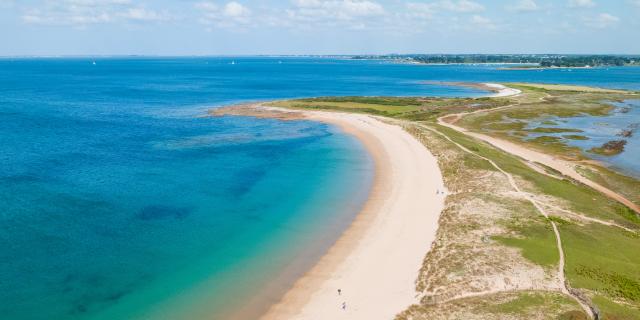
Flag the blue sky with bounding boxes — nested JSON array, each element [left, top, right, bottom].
[[1, 0, 639, 55]]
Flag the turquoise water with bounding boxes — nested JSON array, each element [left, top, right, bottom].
[[1, 58, 639, 320]]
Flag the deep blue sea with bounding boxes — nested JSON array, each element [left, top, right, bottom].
[[1, 57, 639, 320]]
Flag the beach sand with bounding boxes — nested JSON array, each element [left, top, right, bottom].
[[418, 81, 522, 97], [484, 83, 522, 97], [253, 108, 446, 320]]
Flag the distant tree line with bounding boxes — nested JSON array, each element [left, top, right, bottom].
[[351, 54, 640, 67]]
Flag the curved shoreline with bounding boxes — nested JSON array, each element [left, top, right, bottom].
[[211, 82, 640, 319], [245, 108, 446, 319], [484, 83, 522, 97], [419, 81, 522, 97]]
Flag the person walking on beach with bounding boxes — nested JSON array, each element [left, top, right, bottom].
[[338, 288, 341, 296], [342, 302, 346, 311]]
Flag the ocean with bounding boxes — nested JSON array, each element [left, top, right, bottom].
[[1, 57, 639, 319]]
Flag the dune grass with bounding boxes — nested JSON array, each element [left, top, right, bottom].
[[493, 222, 559, 267], [487, 292, 581, 316], [575, 165, 640, 207], [592, 294, 640, 320], [430, 123, 640, 316], [269, 99, 421, 115], [560, 222, 640, 318], [271, 92, 640, 227], [265, 84, 640, 318], [433, 125, 638, 227], [508, 83, 629, 93], [267, 96, 510, 121], [397, 291, 586, 320]]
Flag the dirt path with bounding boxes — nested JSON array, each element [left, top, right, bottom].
[[542, 204, 638, 234], [417, 123, 595, 319], [437, 96, 640, 214]]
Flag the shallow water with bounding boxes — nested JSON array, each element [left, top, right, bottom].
[[1, 57, 639, 319], [525, 100, 640, 178]]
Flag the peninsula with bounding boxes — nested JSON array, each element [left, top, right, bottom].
[[214, 83, 640, 320]]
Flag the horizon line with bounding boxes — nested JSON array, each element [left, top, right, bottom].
[[2, 53, 640, 59]]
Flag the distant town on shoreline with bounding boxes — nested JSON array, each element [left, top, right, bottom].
[[352, 54, 640, 68]]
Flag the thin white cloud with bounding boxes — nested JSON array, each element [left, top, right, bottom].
[[509, 0, 539, 12], [439, 0, 484, 13], [196, 1, 252, 29], [289, 0, 385, 20], [630, 0, 640, 7], [194, 0, 387, 31], [397, 0, 485, 33], [405, 2, 435, 19], [584, 12, 619, 28], [285, 0, 385, 29], [569, 0, 596, 8], [120, 8, 172, 22], [471, 14, 496, 29], [191, 0, 493, 34], [223, 1, 250, 17], [195, 1, 217, 11], [21, 0, 171, 25], [339, 0, 385, 16]]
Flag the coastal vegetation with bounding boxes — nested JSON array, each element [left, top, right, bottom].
[[575, 165, 640, 210], [453, 83, 640, 207], [271, 96, 510, 119], [255, 83, 640, 319], [397, 291, 586, 320], [563, 135, 589, 140], [352, 54, 640, 68]]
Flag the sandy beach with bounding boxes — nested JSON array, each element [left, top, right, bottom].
[[419, 81, 522, 97], [248, 108, 446, 319], [484, 83, 522, 97]]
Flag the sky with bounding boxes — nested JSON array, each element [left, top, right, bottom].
[[1, 0, 639, 56]]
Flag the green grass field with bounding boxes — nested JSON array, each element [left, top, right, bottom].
[[561, 222, 640, 319], [494, 222, 559, 267], [267, 96, 510, 120]]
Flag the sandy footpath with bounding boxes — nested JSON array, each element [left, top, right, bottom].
[[437, 85, 640, 213], [439, 116, 640, 213], [258, 108, 446, 320]]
